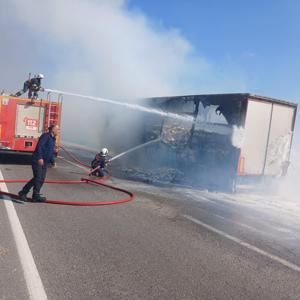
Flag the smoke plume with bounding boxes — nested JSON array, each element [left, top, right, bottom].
[[0, 0, 249, 149]]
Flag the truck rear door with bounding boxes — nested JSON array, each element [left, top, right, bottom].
[[15, 104, 44, 138]]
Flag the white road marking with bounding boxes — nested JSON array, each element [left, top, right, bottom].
[[183, 214, 300, 273], [208, 211, 272, 235], [192, 206, 273, 237], [0, 170, 47, 300]]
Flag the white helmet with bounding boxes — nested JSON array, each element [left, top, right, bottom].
[[36, 73, 44, 79], [100, 148, 108, 156]]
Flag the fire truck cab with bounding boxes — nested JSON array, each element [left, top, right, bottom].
[[0, 94, 62, 154]]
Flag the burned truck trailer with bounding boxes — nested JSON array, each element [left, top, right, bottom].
[[140, 93, 297, 192]]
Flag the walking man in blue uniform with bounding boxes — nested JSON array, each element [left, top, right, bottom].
[[18, 124, 59, 202]]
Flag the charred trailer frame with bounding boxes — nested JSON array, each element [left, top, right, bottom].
[[141, 93, 297, 192]]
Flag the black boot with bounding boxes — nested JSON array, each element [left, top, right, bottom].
[[32, 194, 46, 202], [18, 191, 28, 202]]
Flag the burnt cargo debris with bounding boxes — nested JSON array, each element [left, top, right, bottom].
[[112, 93, 297, 193]]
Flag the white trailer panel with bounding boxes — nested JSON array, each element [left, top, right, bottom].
[[241, 100, 272, 175], [264, 104, 294, 175]]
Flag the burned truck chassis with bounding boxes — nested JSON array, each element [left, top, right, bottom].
[[134, 94, 249, 192], [111, 93, 296, 193]]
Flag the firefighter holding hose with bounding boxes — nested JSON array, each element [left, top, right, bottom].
[[90, 148, 109, 177], [14, 73, 44, 99], [18, 124, 59, 202]]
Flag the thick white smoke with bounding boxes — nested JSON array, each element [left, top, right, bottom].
[[0, 0, 247, 150], [0, 0, 200, 97], [2, 0, 248, 97], [277, 125, 300, 201]]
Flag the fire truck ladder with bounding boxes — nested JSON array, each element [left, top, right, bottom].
[[46, 92, 63, 128]]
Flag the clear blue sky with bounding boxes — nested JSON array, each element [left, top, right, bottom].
[[129, 0, 300, 103]]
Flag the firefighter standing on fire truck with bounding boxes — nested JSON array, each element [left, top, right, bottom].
[[13, 73, 44, 99], [18, 124, 59, 202]]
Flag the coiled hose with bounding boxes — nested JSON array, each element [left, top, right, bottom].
[[0, 146, 134, 206]]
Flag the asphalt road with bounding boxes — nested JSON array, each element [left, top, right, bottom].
[[1, 150, 300, 299]]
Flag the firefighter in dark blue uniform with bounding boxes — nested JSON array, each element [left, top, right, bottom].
[[18, 124, 59, 202], [14, 73, 44, 99], [91, 148, 109, 177]]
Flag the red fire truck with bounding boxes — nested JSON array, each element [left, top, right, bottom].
[[0, 94, 62, 154]]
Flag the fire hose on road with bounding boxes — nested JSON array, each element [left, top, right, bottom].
[[0, 146, 134, 206]]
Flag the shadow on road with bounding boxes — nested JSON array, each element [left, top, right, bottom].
[[0, 195, 25, 205], [0, 153, 32, 165]]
